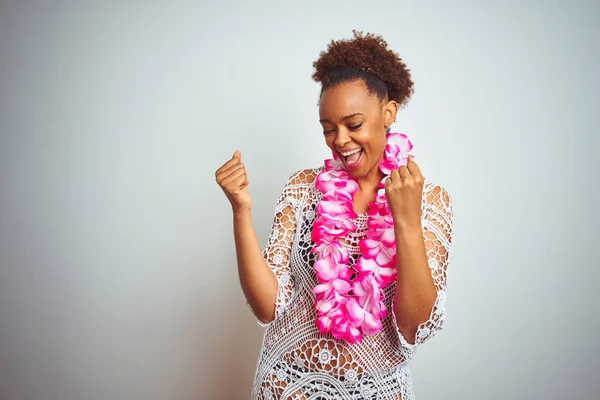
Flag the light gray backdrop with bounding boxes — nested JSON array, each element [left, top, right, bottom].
[[1, 1, 598, 399]]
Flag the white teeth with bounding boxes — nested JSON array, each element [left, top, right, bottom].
[[340, 148, 362, 156]]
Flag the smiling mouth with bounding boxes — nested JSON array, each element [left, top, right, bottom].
[[340, 148, 363, 167]]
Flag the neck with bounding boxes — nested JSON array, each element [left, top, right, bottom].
[[354, 153, 385, 192], [352, 158, 385, 214], [355, 171, 383, 193]]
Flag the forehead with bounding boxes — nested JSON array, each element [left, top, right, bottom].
[[319, 80, 380, 119]]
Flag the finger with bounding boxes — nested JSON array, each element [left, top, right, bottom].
[[388, 169, 399, 182], [224, 171, 248, 191], [406, 155, 423, 178], [399, 165, 411, 179], [384, 175, 392, 188], [215, 157, 240, 177], [221, 167, 247, 188], [232, 150, 242, 161], [216, 162, 245, 184], [216, 162, 243, 184]]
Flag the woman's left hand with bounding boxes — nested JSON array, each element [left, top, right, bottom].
[[384, 156, 424, 230]]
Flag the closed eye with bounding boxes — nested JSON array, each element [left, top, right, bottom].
[[349, 123, 363, 131]]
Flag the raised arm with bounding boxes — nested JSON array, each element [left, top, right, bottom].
[[216, 152, 305, 324], [216, 151, 277, 323], [392, 182, 454, 347]]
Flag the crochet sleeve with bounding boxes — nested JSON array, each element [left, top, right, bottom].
[[252, 170, 308, 327], [392, 183, 454, 348]]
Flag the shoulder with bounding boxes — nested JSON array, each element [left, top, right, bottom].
[[423, 180, 453, 213], [284, 167, 323, 187], [275, 167, 322, 205]]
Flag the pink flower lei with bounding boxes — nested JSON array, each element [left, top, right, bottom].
[[311, 132, 413, 344]]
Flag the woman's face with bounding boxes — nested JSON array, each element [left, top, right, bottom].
[[319, 80, 397, 182]]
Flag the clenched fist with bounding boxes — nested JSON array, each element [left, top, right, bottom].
[[384, 156, 424, 230], [215, 150, 252, 212]]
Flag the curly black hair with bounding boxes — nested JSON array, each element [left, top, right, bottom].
[[312, 30, 414, 107]]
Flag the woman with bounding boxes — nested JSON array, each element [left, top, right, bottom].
[[215, 31, 454, 400]]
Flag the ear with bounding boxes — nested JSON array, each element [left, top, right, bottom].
[[383, 100, 399, 127]]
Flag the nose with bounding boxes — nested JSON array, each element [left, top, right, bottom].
[[334, 128, 351, 149]]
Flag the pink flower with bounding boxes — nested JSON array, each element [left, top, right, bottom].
[[316, 315, 361, 343], [322, 189, 354, 204], [314, 291, 347, 316], [316, 314, 333, 334], [326, 306, 362, 343], [346, 297, 384, 336], [365, 226, 395, 247], [311, 238, 350, 264], [313, 276, 352, 298], [312, 219, 345, 240], [353, 275, 381, 304], [317, 200, 353, 217], [355, 257, 396, 286], [331, 313, 350, 340], [386, 133, 413, 155], [313, 217, 357, 236], [324, 158, 343, 171], [379, 158, 399, 175], [314, 256, 352, 282], [310, 131, 411, 344], [366, 209, 392, 231], [379, 133, 413, 174], [316, 171, 358, 194], [367, 201, 392, 218], [344, 326, 362, 344], [360, 233, 395, 266], [375, 188, 388, 204]]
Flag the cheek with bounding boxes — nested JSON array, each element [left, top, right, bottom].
[[324, 136, 337, 155], [363, 131, 387, 155], [377, 136, 387, 153], [325, 136, 335, 149]]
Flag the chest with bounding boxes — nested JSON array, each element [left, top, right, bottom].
[[291, 198, 368, 279]]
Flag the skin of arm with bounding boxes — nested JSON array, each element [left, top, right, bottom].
[[232, 207, 279, 324], [392, 219, 437, 344], [217, 151, 293, 324], [386, 157, 451, 344]]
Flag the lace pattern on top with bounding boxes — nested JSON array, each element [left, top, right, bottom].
[[249, 167, 454, 399]]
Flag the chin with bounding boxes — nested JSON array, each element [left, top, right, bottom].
[[346, 165, 368, 179]]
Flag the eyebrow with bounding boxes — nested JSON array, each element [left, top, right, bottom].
[[319, 113, 364, 124]]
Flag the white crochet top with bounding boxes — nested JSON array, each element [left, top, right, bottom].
[[250, 167, 454, 400]]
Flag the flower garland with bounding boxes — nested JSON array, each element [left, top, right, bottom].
[[311, 132, 413, 344]]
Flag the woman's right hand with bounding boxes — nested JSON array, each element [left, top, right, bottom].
[[215, 150, 252, 212]]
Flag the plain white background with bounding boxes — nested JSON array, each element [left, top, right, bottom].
[[1, 1, 598, 399]]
